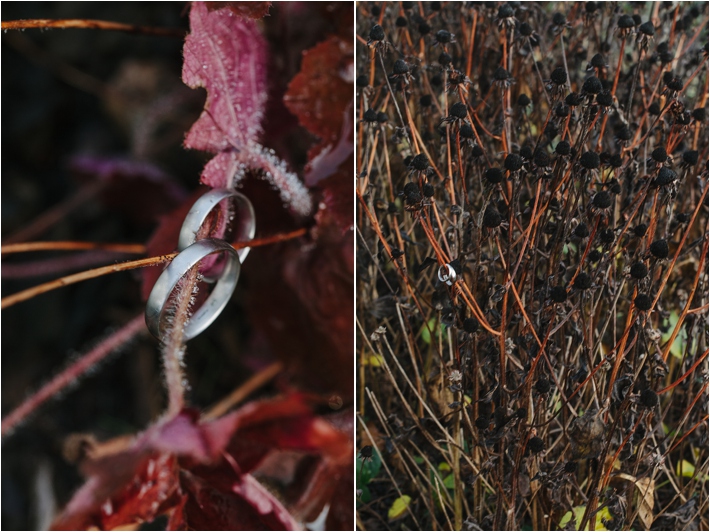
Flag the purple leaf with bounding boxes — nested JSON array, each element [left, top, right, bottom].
[[182, 2, 268, 152], [182, 2, 312, 216]]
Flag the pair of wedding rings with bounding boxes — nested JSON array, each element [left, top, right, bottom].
[[145, 189, 255, 341]]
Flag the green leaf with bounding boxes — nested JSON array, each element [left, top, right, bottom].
[[356, 448, 382, 487], [443, 473, 455, 489], [676, 459, 695, 478], [559, 505, 612, 530], [388, 495, 412, 521]]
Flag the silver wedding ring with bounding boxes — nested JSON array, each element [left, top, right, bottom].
[[178, 188, 256, 263], [145, 238, 240, 341], [438, 263, 457, 286]]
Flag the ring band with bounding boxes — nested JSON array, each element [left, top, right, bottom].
[[438, 263, 457, 286], [178, 188, 256, 263], [145, 238, 240, 341]]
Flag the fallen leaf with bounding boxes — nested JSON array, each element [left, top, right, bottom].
[[387, 494, 412, 521]]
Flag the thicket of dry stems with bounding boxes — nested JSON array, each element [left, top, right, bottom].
[[356, 2, 708, 530]]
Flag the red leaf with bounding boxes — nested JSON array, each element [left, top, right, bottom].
[[178, 467, 298, 530], [205, 2, 272, 19], [182, 2, 268, 153], [52, 397, 349, 530], [284, 36, 353, 145]]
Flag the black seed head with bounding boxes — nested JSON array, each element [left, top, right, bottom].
[[591, 53, 606, 68], [493, 67, 510, 81], [574, 272, 592, 290], [363, 109, 378, 122], [630, 261, 648, 279], [632, 14, 642, 25], [535, 377, 551, 394], [574, 223, 590, 238], [420, 94, 433, 107], [484, 167, 503, 184], [599, 228, 615, 244], [664, 75, 683, 92], [356, 75, 369, 88], [640, 388, 658, 408], [419, 22, 431, 35], [550, 285, 568, 303], [615, 126, 632, 141], [396, 16, 408, 27], [582, 76, 603, 94], [520, 146, 533, 160], [639, 21, 655, 36], [565, 92, 582, 106], [471, 145, 484, 158], [393, 59, 410, 75], [435, 29, 452, 44], [520, 22, 533, 36], [552, 12, 566, 26], [556, 140, 571, 156], [517, 93, 531, 106], [676, 212, 690, 224], [585, 2, 598, 13], [564, 461, 578, 473], [450, 102, 468, 119], [683, 150, 699, 166], [482, 205, 502, 228], [649, 102, 661, 115], [410, 153, 429, 171], [692, 108, 706, 122], [660, 51, 674, 64], [439, 52, 452, 66], [650, 239, 669, 259], [387, 202, 398, 213], [635, 293, 653, 311], [551, 67, 567, 85], [377, 112, 388, 123], [610, 154, 623, 168], [633, 223, 648, 237], [610, 181, 621, 194], [504, 153, 523, 171], [534, 149, 550, 167], [422, 183, 435, 197], [459, 123, 474, 139], [587, 249, 602, 262], [651, 146, 667, 162], [403, 182, 419, 196], [528, 436, 545, 453], [463, 317, 479, 333], [580, 151, 601, 170], [498, 3, 514, 18], [555, 103, 570, 117], [370, 5, 381, 16], [653, 167, 676, 187], [596, 90, 613, 106], [618, 14, 635, 29], [369, 24, 385, 42]]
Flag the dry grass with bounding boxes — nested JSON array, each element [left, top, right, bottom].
[[355, 2, 708, 530]]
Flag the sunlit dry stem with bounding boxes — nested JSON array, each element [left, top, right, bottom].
[[1, 18, 185, 37], [1, 241, 146, 255], [1, 228, 307, 310]]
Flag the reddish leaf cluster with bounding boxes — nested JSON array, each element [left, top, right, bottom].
[[52, 395, 351, 530]]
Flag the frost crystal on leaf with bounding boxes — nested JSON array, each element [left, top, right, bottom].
[[182, 2, 312, 216]]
